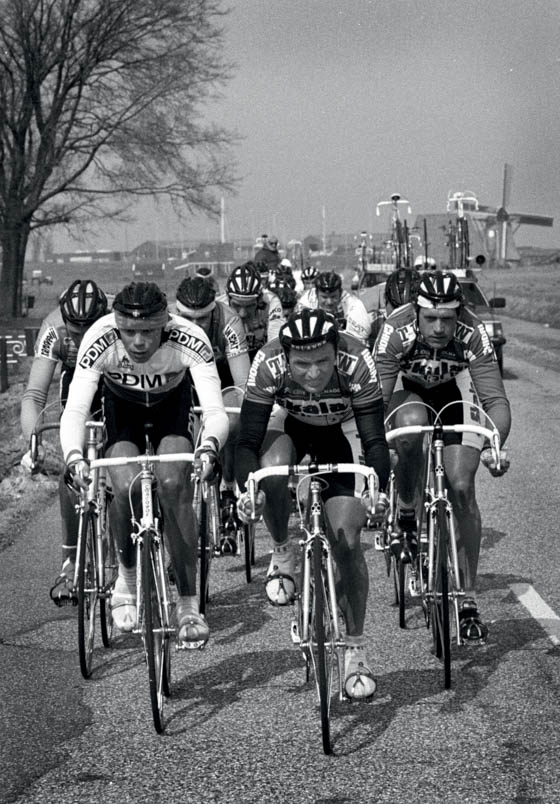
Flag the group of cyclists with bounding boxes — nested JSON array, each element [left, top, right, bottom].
[[20, 234, 511, 701]]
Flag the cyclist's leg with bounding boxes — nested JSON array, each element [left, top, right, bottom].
[[50, 475, 80, 605], [219, 386, 244, 547]]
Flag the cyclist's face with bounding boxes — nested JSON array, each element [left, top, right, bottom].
[[119, 325, 163, 362], [230, 299, 258, 321], [65, 322, 88, 347], [288, 343, 336, 394], [180, 312, 212, 335], [418, 307, 458, 349], [303, 279, 314, 290], [317, 290, 342, 314]]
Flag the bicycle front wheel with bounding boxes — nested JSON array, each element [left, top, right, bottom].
[[142, 531, 172, 733], [100, 513, 117, 649], [243, 523, 255, 583], [430, 500, 451, 689], [311, 536, 334, 755], [198, 496, 211, 615], [77, 510, 98, 679]]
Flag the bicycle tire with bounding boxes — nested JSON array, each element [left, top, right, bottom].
[[199, 495, 211, 614], [77, 509, 98, 679], [142, 530, 172, 733], [243, 523, 255, 584], [311, 535, 333, 755], [397, 558, 407, 629], [430, 499, 451, 689], [100, 503, 117, 648]]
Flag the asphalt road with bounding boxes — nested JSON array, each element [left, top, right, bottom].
[[1, 316, 560, 804]]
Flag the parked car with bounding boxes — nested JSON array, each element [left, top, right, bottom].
[[458, 279, 506, 375]]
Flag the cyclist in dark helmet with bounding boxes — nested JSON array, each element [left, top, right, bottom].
[[20, 279, 108, 605], [374, 270, 511, 642], [60, 280, 229, 649], [277, 285, 298, 317], [384, 268, 421, 315], [298, 270, 371, 343], [236, 308, 390, 701], [173, 274, 250, 552], [222, 261, 285, 361]]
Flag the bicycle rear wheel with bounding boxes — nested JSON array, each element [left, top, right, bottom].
[[430, 500, 451, 689], [77, 510, 98, 679], [311, 535, 333, 755], [243, 523, 255, 583], [100, 503, 117, 648], [394, 557, 407, 629], [142, 530, 172, 733], [198, 495, 211, 615]]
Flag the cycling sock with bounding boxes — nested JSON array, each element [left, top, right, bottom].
[[272, 539, 291, 555], [118, 564, 137, 591], [177, 595, 199, 614], [346, 634, 365, 648]]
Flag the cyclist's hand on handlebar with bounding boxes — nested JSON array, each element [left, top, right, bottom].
[[237, 490, 266, 524], [21, 446, 45, 474], [64, 458, 91, 492], [194, 439, 221, 484], [362, 489, 389, 520], [480, 447, 510, 477]]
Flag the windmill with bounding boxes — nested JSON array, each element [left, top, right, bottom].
[[469, 163, 553, 267]]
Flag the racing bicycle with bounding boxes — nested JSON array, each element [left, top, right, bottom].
[[245, 461, 378, 755], [385, 402, 502, 689], [376, 193, 412, 270]]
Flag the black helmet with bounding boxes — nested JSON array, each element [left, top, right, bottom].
[[176, 276, 216, 309], [315, 270, 342, 293], [385, 269, 421, 309], [226, 262, 262, 299], [254, 261, 270, 277], [113, 281, 167, 318], [59, 279, 108, 326], [417, 271, 463, 308], [279, 308, 338, 352]]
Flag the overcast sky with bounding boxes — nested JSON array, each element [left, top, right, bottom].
[[59, 0, 560, 251]]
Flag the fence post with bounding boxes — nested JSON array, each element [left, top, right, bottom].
[[0, 337, 8, 393], [24, 327, 39, 356]]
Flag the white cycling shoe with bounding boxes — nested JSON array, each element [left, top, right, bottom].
[[265, 547, 296, 606]]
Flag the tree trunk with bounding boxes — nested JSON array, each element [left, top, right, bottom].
[[0, 219, 30, 320]]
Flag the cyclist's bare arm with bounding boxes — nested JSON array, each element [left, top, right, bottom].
[[21, 356, 57, 441]]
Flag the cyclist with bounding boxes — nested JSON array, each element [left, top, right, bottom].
[[20, 279, 108, 605], [298, 270, 371, 344], [235, 309, 390, 700], [374, 270, 511, 641], [276, 285, 298, 318], [364, 268, 422, 346], [300, 264, 318, 294], [60, 281, 229, 647], [173, 275, 251, 547], [254, 261, 271, 290], [254, 234, 281, 274], [222, 261, 284, 361]]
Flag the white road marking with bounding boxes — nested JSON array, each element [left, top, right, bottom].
[[510, 583, 560, 646]]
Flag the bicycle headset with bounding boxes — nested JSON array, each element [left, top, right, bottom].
[[385, 268, 421, 308], [279, 308, 339, 352], [113, 281, 168, 323], [226, 262, 262, 301], [416, 271, 463, 309], [175, 276, 217, 317], [315, 270, 342, 293], [59, 279, 108, 326]]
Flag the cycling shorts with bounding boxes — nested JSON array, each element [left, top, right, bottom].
[[103, 377, 193, 452], [392, 372, 484, 450], [276, 412, 365, 500]]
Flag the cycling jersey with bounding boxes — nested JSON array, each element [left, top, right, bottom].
[[219, 289, 284, 360], [60, 312, 229, 462], [34, 308, 80, 368], [298, 288, 371, 343], [374, 303, 511, 442]]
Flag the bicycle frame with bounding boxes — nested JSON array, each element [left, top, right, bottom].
[[376, 193, 412, 269], [446, 191, 479, 272]]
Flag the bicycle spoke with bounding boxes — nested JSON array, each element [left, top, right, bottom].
[[78, 510, 98, 679], [143, 533, 171, 733]]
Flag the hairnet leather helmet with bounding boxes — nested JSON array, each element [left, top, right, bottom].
[[315, 270, 342, 293], [113, 281, 167, 317], [176, 276, 216, 308], [279, 308, 338, 352], [59, 279, 108, 326], [385, 268, 421, 308]]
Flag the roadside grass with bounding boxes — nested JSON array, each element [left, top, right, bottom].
[[478, 264, 560, 328]]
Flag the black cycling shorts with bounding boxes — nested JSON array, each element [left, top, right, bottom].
[[401, 375, 481, 448], [103, 378, 193, 452]]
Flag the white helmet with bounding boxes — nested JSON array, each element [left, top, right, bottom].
[[280, 258, 292, 269]]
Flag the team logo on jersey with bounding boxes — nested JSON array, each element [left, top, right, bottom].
[[167, 328, 213, 362], [266, 352, 286, 379], [223, 323, 242, 355], [476, 323, 494, 357], [337, 350, 359, 376], [247, 350, 266, 386], [454, 320, 473, 344], [106, 371, 178, 389], [376, 322, 395, 354], [360, 348, 378, 382], [397, 322, 417, 347], [37, 327, 58, 358], [79, 329, 119, 369]]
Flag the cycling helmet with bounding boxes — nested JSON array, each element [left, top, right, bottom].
[[277, 285, 297, 312], [279, 308, 338, 352], [385, 269, 421, 309], [59, 279, 108, 326], [315, 270, 342, 293], [176, 276, 216, 317], [113, 281, 168, 324], [254, 261, 270, 278], [417, 270, 463, 309], [280, 258, 293, 271], [414, 255, 436, 270], [226, 262, 262, 300], [301, 264, 318, 282]]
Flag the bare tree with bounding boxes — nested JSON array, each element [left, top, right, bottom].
[[0, 0, 238, 318]]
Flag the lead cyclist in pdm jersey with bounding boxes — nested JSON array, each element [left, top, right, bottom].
[[235, 309, 390, 699], [20, 279, 108, 605], [374, 270, 511, 640], [221, 262, 285, 361], [60, 282, 229, 647], [298, 270, 372, 344], [173, 275, 251, 542]]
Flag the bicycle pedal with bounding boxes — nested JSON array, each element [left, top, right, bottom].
[[176, 638, 207, 651]]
